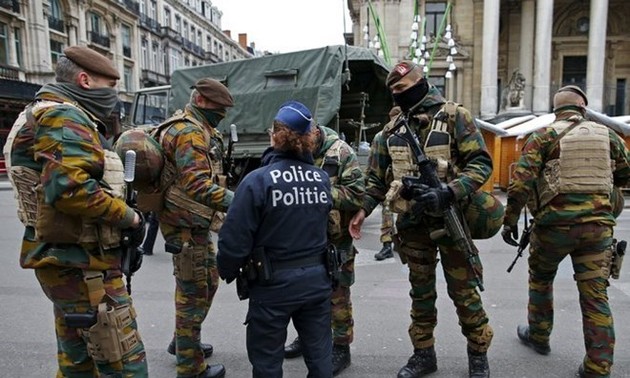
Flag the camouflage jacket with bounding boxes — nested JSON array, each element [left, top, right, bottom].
[[313, 125, 365, 250], [362, 85, 493, 229], [157, 105, 233, 229], [505, 114, 630, 227], [11, 90, 136, 270]]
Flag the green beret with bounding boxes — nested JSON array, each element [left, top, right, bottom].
[[191, 78, 234, 107], [63, 45, 120, 80]]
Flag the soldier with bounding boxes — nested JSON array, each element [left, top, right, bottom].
[[374, 106, 402, 261], [349, 61, 494, 378], [4, 46, 148, 377], [217, 101, 333, 378], [155, 78, 234, 378], [284, 122, 365, 375], [502, 85, 630, 378]]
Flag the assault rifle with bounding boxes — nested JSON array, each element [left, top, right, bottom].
[[121, 150, 143, 294], [389, 115, 484, 291], [507, 208, 533, 273]]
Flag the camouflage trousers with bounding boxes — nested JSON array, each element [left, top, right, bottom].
[[380, 206, 395, 243], [161, 224, 220, 378], [35, 266, 148, 378], [332, 249, 356, 345], [397, 227, 492, 353], [528, 224, 614, 377]]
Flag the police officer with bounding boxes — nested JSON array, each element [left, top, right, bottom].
[[283, 122, 365, 375], [217, 101, 333, 378], [502, 85, 630, 378], [5, 46, 148, 377], [349, 61, 494, 378], [156, 78, 234, 378]]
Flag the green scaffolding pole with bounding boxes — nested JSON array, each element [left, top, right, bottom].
[[426, 1, 452, 76], [367, 0, 392, 65]]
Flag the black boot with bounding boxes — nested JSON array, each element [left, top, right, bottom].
[[467, 348, 489, 378], [168, 338, 214, 358], [374, 242, 393, 261], [179, 364, 226, 378], [284, 336, 303, 359], [332, 344, 351, 376], [397, 346, 437, 378], [516, 325, 550, 355]]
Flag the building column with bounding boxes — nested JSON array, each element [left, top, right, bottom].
[[586, 0, 608, 112], [532, 0, 554, 114], [519, 0, 535, 111], [480, 0, 500, 119]]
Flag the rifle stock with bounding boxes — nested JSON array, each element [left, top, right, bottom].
[[393, 117, 485, 291]]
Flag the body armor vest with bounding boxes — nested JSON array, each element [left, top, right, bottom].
[[536, 119, 612, 208], [6, 101, 125, 248]]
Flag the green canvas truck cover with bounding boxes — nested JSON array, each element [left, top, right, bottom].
[[169, 45, 393, 157]]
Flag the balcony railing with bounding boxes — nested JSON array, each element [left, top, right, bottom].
[[0, 63, 19, 80], [0, 0, 20, 13], [123, 0, 140, 15], [204, 50, 222, 64], [48, 17, 65, 33], [141, 69, 169, 86], [161, 27, 182, 43], [139, 13, 161, 34], [90, 31, 110, 48], [123, 45, 132, 58]]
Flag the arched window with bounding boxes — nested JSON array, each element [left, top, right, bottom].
[[49, 0, 65, 33]]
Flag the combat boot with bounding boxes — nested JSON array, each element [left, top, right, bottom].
[[179, 364, 226, 378], [374, 242, 394, 261], [467, 348, 489, 378], [168, 338, 214, 358], [284, 336, 303, 359], [516, 325, 550, 355], [332, 344, 351, 376], [397, 346, 437, 378]]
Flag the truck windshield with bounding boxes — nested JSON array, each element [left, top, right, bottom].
[[132, 90, 169, 127]]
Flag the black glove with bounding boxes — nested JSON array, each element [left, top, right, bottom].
[[501, 224, 519, 247], [412, 184, 454, 214], [122, 211, 146, 250], [129, 248, 144, 274]]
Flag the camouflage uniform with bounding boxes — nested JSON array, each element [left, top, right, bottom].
[[313, 125, 365, 346], [362, 85, 494, 353], [380, 202, 395, 244], [157, 104, 233, 377], [8, 89, 148, 377], [505, 112, 630, 377]]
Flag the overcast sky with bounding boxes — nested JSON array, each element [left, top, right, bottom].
[[211, 0, 353, 54]]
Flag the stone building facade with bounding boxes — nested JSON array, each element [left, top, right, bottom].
[[0, 0, 252, 144], [347, 0, 630, 119]]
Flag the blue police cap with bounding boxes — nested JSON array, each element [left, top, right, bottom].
[[274, 101, 313, 134]]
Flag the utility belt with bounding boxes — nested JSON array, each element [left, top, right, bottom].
[[236, 247, 330, 300], [63, 270, 141, 363]]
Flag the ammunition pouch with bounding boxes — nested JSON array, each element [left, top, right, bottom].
[[209, 211, 225, 233], [611, 239, 626, 280], [172, 242, 207, 282], [385, 179, 411, 214], [9, 165, 39, 227], [69, 302, 140, 363], [236, 259, 258, 300]]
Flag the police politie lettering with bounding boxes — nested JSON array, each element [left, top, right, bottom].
[[269, 165, 329, 207]]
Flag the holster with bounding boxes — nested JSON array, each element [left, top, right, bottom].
[[236, 260, 257, 300], [172, 242, 207, 282], [77, 302, 140, 363], [251, 246, 273, 285], [611, 239, 627, 280]]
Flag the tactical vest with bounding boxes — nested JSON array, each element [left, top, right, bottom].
[[153, 111, 226, 229], [385, 102, 457, 213], [536, 119, 612, 208], [5, 101, 125, 248]]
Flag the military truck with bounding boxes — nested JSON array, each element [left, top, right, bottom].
[[129, 45, 393, 182]]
